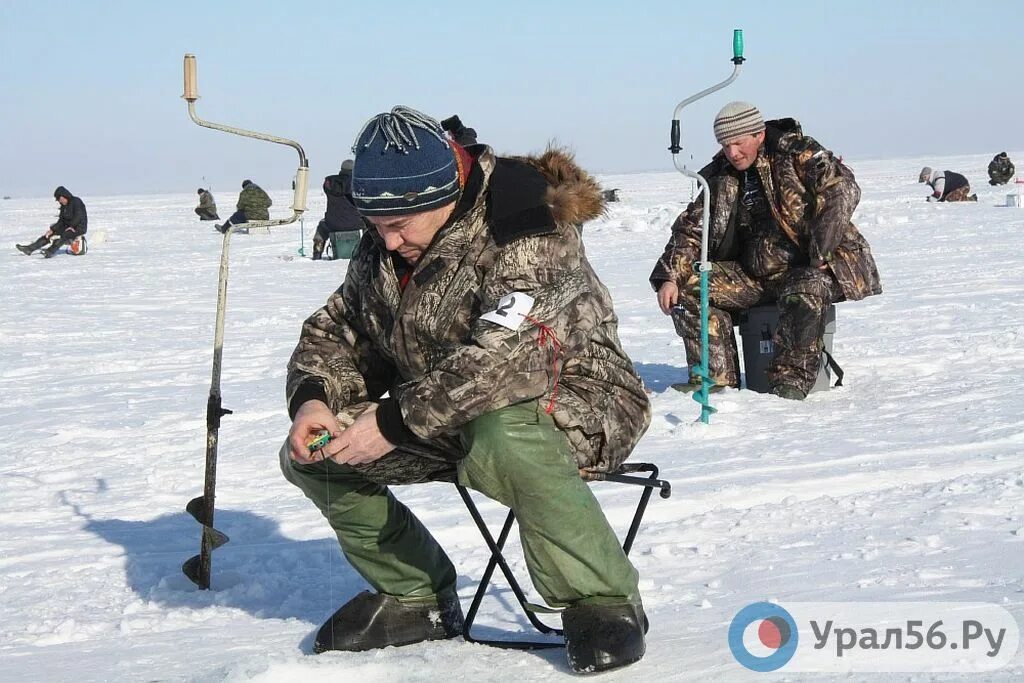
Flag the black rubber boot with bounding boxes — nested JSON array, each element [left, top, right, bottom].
[[16, 237, 49, 255], [563, 602, 647, 674], [43, 238, 67, 259], [314, 591, 464, 653]]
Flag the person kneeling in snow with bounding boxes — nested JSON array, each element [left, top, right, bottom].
[[194, 188, 219, 221], [918, 167, 978, 202], [16, 186, 88, 258], [987, 153, 1015, 186], [281, 106, 651, 674], [650, 102, 882, 400]]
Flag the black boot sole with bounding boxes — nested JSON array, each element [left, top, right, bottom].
[[314, 591, 464, 654], [563, 603, 647, 674]]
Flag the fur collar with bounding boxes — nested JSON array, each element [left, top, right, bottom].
[[517, 147, 605, 226]]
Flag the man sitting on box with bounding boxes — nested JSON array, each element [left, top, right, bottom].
[[649, 102, 881, 399]]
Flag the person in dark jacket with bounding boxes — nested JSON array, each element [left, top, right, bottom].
[[216, 179, 272, 233], [282, 107, 650, 673], [312, 160, 364, 260], [16, 186, 88, 258], [918, 167, 977, 202], [987, 153, 1015, 186], [650, 102, 882, 400], [195, 188, 219, 221]]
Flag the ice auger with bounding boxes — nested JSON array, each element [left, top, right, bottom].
[[668, 30, 745, 424], [180, 54, 310, 589]]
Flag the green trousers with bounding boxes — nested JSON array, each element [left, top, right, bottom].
[[280, 401, 640, 608]]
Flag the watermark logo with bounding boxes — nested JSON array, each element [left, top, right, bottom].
[[728, 602, 1019, 673], [728, 601, 799, 672]]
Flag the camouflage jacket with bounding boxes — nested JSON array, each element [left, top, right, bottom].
[[988, 153, 1015, 185], [650, 119, 882, 302], [287, 147, 650, 472], [236, 184, 272, 220], [197, 190, 217, 212]]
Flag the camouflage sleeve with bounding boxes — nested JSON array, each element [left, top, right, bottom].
[[285, 259, 398, 418], [795, 142, 861, 266], [648, 196, 704, 291], [397, 230, 587, 440]]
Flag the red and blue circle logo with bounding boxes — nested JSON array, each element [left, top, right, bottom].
[[728, 602, 798, 672]]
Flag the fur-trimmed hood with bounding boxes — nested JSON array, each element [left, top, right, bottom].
[[517, 147, 605, 226]]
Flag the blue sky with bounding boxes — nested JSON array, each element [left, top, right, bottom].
[[0, 0, 1019, 197]]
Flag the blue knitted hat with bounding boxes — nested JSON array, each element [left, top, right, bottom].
[[351, 106, 460, 216]]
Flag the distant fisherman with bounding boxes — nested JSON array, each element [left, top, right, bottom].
[[312, 160, 363, 260], [987, 153, 1015, 186], [918, 167, 977, 202], [217, 179, 272, 233], [440, 114, 478, 147], [195, 188, 219, 221], [16, 186, 88, 258]]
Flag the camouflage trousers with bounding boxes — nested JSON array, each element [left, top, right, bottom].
[[670, 263, 841, 394], [943, 186, 977, 202]]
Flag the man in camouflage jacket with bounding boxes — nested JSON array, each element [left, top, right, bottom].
[[194, 188, 219, 221], [281, 107, 651, 673], [650, 102, 881, 399], [987, 152, 1015, 186], [217, 179, 272, 232]]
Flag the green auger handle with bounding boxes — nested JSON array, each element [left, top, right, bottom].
[[733, 29, 745, 63]]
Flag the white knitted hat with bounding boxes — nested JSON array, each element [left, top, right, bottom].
[[714, 102, 765, 144]]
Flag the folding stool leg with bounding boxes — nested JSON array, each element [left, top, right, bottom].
[[456, 485, 563, 649], [455, 463, 672, 650], [584, 463, 672, 554]]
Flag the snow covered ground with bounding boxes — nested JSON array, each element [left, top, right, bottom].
[[1, 152, 1022, 681]]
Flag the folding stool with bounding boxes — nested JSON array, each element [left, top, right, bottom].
[[454, 462, 672, 649]]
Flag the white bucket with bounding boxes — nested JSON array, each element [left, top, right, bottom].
[[1006, 193, 1022, 208]]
